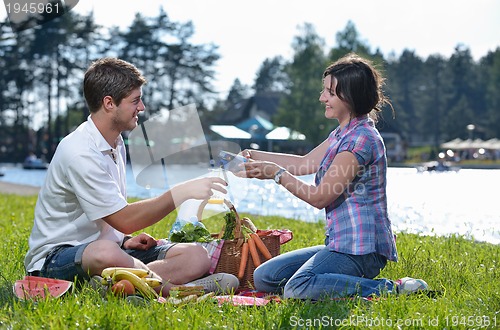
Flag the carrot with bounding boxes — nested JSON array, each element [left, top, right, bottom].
[[247, 237, 261, 267], [250, 233, 273, 260], [238, 242, 249, 279]]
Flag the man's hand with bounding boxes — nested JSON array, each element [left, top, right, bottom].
[[172, 176, 228, 206], [122, 233, 157, 250]]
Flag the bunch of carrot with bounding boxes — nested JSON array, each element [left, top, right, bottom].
[[238, 231, 273, 280]]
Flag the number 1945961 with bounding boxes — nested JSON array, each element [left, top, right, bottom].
[[5, 1, 60, 15]]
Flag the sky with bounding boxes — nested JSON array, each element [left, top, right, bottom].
[[2, 0, 499, 98]]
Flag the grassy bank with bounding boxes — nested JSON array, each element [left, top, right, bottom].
[[0, 194, 499, 329]]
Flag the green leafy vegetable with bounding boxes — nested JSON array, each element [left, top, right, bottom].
[[169, 223, 213, 243], [222, 212, 236, 240]]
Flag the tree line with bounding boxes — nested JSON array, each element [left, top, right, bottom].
[[1, 9, 499, 162], [245, 21, 500, 149]]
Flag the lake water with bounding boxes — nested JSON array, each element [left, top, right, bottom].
[[1, 163, 498, 245]]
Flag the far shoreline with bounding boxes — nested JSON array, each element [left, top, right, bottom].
[[389, 162, 500, 170], [1, 162, 499, 197], [0, 182, 40, 196]]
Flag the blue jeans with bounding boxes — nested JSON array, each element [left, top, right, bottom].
[[253, 245, 395, 300]]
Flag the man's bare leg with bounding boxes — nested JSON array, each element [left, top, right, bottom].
[[147, 243, 211, 294]]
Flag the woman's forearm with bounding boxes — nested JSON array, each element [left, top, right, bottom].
[[248, 150, 306, 175]]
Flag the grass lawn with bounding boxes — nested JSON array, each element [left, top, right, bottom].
[[0, 194, 499, 329]]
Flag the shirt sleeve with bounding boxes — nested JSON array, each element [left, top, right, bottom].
[[337, 132, 374, 166]]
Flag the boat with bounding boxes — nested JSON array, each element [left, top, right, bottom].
[[22, 157, 49, 170], [416, 161, 460, 173]]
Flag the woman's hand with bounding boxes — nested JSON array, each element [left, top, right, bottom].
[[240, 149, 252, 160], [122, 232, 157, 250], [238, 160, 281, 180]]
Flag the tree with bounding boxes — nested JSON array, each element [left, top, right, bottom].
[[479, 48, 500, 137], [420, 55, 451, 144], [17, 10, 102, 160], [66, 12, 104, 124], [117, 9, 220, 113], [253, 56, 287, 93], [385, 50, 425, 144], [328, 20, 372, 61], [158, 20, 220, 110], [117, 13, 165, 117], [28, 13, 71, 157], [274, 23, 328, 145], [0, 23, 36, 161], [443, 45, 479, 139], [0, 21, 34, 128], [226, 79, 250, 108]]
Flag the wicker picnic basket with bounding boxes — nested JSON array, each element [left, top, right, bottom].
[[197, 199, 282, 292]]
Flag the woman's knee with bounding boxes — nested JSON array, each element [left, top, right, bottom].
[[253, 265, 266, 290], [253, 261, 286, 293], [253, 263, 271, 286], [283, 272, 312, 299]]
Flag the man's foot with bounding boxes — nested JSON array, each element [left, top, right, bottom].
[[186, 273, 239, 294], [395, 277, 429, 294]]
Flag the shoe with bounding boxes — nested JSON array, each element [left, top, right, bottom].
[[395, 277, 429, 294], [186, 273, 239, 294]]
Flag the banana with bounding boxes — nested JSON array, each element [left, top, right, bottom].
[[111, 270, 159, 299], [101, 267, 150, 278], [143, 277, 162, 288], [100, 267, 163, 298]]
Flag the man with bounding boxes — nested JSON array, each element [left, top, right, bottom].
[[24, 58, 238, 296]]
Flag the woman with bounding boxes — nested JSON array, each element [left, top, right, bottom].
[[239, 53, 427, 300]]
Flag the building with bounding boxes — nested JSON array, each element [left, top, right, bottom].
[[218, 92, 282, 125], [211, 92, 311, 152]]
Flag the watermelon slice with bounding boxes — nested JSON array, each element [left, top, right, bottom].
[[13, 276, 73, 300]]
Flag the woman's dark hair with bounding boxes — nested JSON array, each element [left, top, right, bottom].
[[83, 58, 147, 113], [323, 53, 393, 121]]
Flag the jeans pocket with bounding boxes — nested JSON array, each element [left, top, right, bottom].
[[40, 245, 80, 281]]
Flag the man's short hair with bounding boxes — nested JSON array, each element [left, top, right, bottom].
[[83, 58, 147, 113]]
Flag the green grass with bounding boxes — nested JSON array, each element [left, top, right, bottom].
[[1, 193, 499, 329]]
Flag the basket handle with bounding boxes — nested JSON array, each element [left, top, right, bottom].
[[197, 199, 244, 242]]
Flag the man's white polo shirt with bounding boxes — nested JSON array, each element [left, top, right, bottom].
[[25, 117, 128, 272]]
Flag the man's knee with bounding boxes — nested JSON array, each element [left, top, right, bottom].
[[167, 243, 210, 274], [82, 240, 127, 274]]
